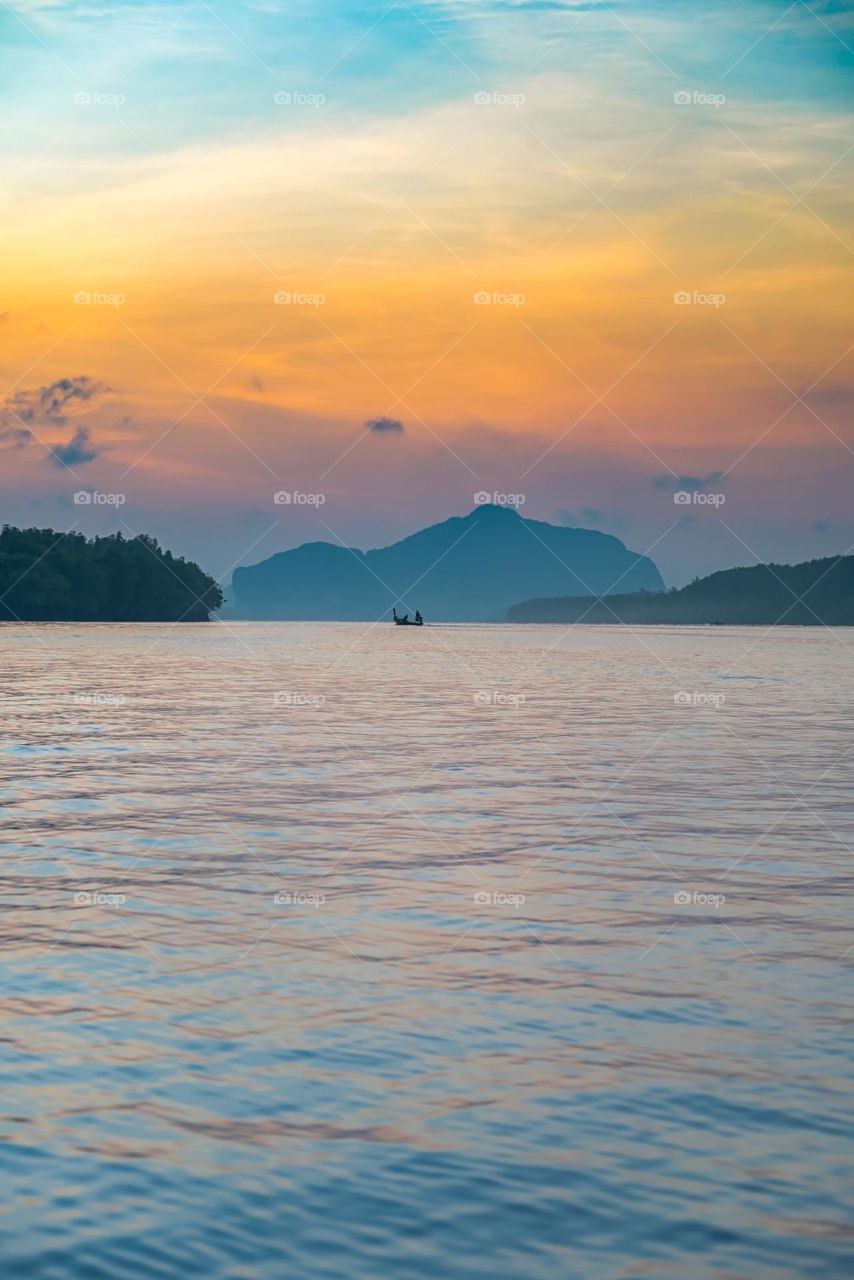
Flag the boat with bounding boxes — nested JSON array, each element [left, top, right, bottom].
[[393, 608, 423, 626]]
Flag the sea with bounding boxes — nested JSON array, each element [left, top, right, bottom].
[[2, 621, 852, 1279]]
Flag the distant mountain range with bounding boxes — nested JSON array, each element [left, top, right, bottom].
[[506, 555, 854, 626], [232, 504, 665, 621]]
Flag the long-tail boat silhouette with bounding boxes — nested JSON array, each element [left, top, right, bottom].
[[393, 607, 423, 626]]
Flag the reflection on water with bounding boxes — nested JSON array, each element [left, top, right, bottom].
[[1, 621, 853, 1278]]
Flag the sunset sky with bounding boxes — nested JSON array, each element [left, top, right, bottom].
[[1, 0, 852, 585]]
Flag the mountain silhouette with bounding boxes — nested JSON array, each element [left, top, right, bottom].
[[506, 555, 854, 625], [232, 504, 664, 621]]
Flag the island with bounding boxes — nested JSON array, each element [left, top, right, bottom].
[[0, 526, 223, 621], [505, 555, 854, 626]]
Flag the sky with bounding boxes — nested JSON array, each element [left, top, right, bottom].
[[1, 0, 853, 587]]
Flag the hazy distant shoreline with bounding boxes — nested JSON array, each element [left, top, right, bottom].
[[506, 554, 854, 627]]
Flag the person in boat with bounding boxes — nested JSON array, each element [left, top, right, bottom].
[[415, 610, 422, 625]]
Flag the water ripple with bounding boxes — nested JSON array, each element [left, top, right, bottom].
[[1, 622, 853, 1278]]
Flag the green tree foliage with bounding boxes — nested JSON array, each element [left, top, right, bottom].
[[0, 526, 223, 621], [506, 557, 854, 625]]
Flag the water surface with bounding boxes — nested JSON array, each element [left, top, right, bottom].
[[2, 621, 853, 1278]]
